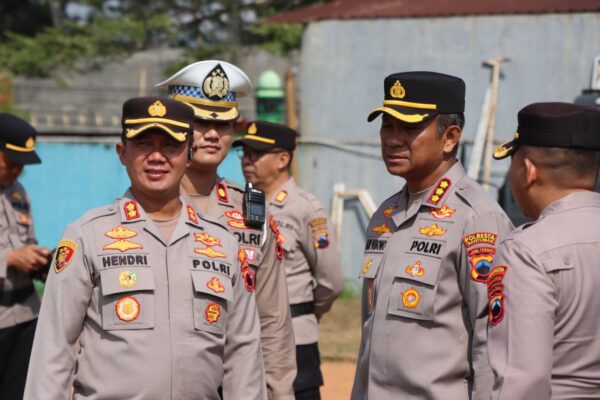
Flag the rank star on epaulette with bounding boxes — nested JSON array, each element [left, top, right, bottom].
[[124, 201, 140, 220], [275, 190, 288, 203], [427, 178, 451, 205], [187, 205, 199, 224], [216, 182, 228, 203]]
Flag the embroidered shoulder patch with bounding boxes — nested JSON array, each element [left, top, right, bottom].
[[269, 215, 284, 259], [467, 247, 495, 283], [54, 239, 77, 273], [463, 232, 497, 247], [488, 265, 508, 326], [427, 178, 451, 205]]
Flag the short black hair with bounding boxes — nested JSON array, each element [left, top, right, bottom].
[[520, 146, 600, 189]]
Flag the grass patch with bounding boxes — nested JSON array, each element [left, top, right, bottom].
[[319, 297, 362, 362]]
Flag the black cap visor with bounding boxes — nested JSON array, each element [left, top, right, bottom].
[[232, 137, 276, 151], [4, 147, 41, 165]]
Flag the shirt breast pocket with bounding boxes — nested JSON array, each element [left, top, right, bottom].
[[99, 267, 155, 330], [387, 257, 442, 321], [190, 269, 233, 335]]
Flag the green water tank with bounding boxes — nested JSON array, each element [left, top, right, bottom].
[[256, 70, 284, 123]]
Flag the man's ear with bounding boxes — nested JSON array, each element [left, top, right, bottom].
[[277, 152, 291, 172], [116, 142, 126, 166], [523, 157, 538, 187], [442, 125, 461, 154]]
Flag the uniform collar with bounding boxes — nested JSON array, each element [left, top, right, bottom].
[[117, 189, 202, 245], [270, 178, 297, 207], [389, 161, 466, 228]]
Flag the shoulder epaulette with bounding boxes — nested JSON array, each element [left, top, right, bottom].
[[78, 204, 118, 226]]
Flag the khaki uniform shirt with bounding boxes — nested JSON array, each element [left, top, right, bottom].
[[351, 162, 513, 400], [186, 177, 295, 400], [269, 178, 344, 345], [0, 181, 40, 329], [24, 191, 266, 400], [489, 191, 600, 400]]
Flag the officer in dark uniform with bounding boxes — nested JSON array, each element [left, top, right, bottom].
[[0, 113, 50, 400]]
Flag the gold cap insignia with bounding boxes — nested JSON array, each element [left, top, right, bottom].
[[248, 123, 257, 135], [514, 132, 519, 140], [25, 137, 35, 150], [202, 65, 230, 100], [148, 101, 167, 117], [390, 80, 406, 99]]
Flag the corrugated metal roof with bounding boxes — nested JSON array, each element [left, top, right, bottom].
[[266, 0, 600, 23]]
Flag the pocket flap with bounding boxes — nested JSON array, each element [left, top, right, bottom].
[[191, 270, 233, 302], [359, 254, 383, 279], [100, 267, 155, 295], [394, 256, 441, 287], [542, 255, 575, 273]]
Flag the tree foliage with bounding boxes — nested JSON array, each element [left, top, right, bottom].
[[0, 0, 323, 78]]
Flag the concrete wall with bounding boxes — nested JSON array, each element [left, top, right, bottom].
[[296, 13, 600, 284]]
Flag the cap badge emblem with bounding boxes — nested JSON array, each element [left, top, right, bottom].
[[148, 100, 167, 117], [202, 64, 230, 100], [25, 137, 35, 150], [390, 80, 406, 99], [248, 123, 257, 135]]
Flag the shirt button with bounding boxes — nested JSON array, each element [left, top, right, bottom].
[[562, 256, 571, 265]]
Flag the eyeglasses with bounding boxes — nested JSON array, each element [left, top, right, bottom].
[[235, 147, 283, 162]]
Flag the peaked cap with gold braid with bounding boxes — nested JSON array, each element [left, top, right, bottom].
[[121, 97, 194, 142], [155, 60, 252, 122], [368, 71, 465, 124], [0, 113, 41, 164]]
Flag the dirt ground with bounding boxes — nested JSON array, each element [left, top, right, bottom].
[[318, 297, 361, 399]]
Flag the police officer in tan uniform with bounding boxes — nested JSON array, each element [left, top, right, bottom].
[[488, 102, 600, 400], [351, 72, 513, 400], [156, 61, 296, 399], [0, 114, 50, 400], [24, 97, 266, 400], [233, 121, 344, 399]]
